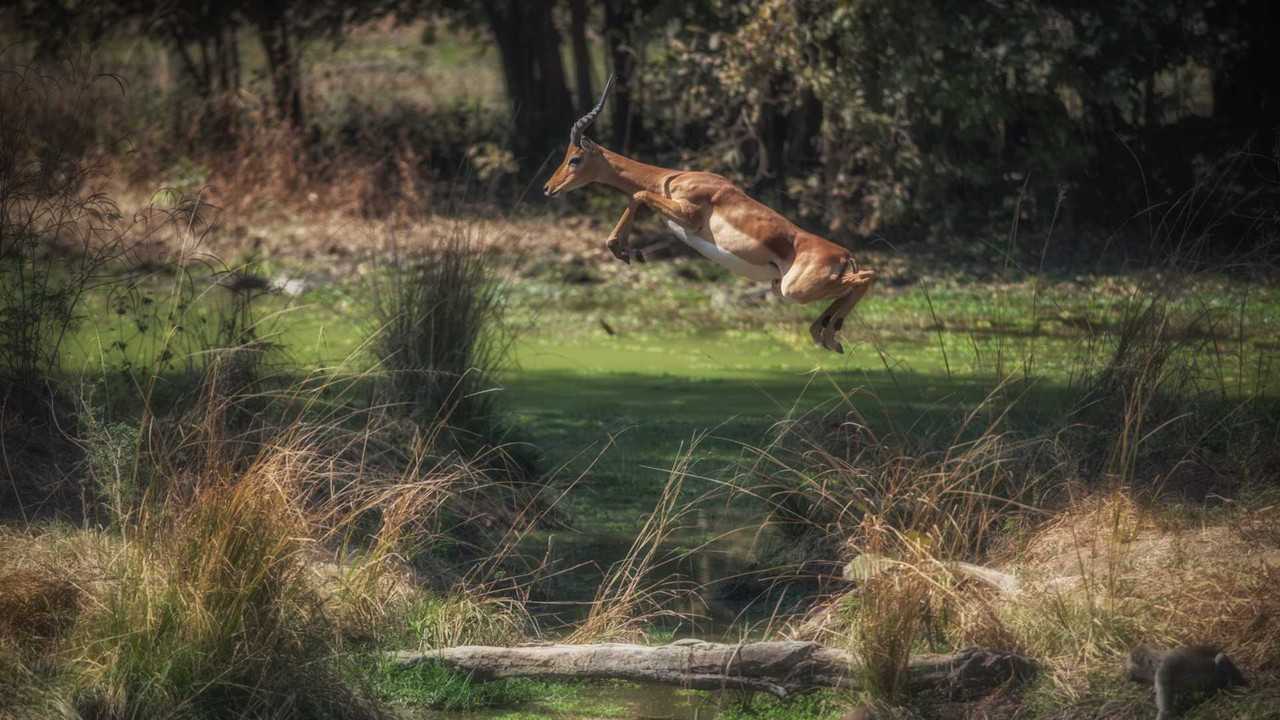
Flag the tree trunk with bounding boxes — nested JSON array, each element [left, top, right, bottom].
[[483, 0, 575, 165], [1212, 0, 1280, 137], [750, 75, 793, 206], [534, 4, 573, 124], [788, 87, 824, 170], [254, 0, 305, 131], [603, 0, 643, 151], [391, 641, 1033, 699], [752, 79, 823, 212], [212, 26, 240, 96], [569, 0, 595, 113], [168, 32, 208, 97]]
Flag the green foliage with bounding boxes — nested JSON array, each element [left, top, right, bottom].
[[637, 0, 1274, 240], [81, 415, 145, 525], [157, 157, 212, 198], [368, 658, 540, 711], [0, 62, 122, 393]]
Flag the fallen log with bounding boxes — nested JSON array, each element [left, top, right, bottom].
[[390, 640, 1033, 699]]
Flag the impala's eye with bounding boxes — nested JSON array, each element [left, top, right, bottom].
[[569, 156, 582, 167]]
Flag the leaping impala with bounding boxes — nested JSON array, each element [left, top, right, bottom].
[[542, 75, 877, 353]]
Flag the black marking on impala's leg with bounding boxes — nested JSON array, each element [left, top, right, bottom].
[[829, 316, 846, 354], [809, 317, 826, 347], [818, 311, 842, 354]]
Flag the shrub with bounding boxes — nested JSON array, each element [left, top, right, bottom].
[[370, 226, 515, 452], [0, 57, 143, 516], [406, 594, 530, 650], [0, 60, 128, 396]]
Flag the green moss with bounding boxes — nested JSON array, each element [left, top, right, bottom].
[[716, 690, 846, 720], [367, 658, 541, 711], [365, 662, 643, 718]]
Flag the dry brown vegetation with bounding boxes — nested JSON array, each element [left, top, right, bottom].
[[712, 238, 1280, 717], [3, 23, 1280, 720], [0, 389, 556, 718]]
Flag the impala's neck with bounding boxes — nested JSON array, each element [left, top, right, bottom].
[[595, 146, 677, 196]]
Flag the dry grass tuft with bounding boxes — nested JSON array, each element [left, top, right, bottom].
[[0, 567, 80, 648], [406, 593, 531, 650], [852, 570, 930, 702], [71, 439, 364, 720], [0, 376, 551, 718], [746, 383, 1071, 572], [1157, 564, 1280, 671]]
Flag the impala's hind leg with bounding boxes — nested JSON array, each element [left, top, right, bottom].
[[812, 270, 877, 353], [810, 297, 846, 353]]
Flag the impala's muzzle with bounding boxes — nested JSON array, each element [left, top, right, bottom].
[[543, 179, 566, 198]]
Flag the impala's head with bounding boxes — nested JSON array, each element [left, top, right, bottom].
[[543, 74, 616, 198]]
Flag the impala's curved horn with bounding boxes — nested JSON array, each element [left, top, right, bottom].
[[569, 73, 616, 148]]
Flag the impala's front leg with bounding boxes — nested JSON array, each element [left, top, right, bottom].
[[606, 199, 642, 264], [633, 191, 702, 229]]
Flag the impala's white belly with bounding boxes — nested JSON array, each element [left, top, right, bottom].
[[664, 219, 780, 282]]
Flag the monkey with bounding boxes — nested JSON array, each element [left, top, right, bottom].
[[1127, 644, 1248, 719]]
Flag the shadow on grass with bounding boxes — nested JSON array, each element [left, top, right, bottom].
[[503, 367, 1090, 635], [504, 367, 1084, 481]]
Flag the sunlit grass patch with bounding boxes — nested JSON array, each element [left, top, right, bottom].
[[366, 657, 541, 711], [405, 593, 531, 650]]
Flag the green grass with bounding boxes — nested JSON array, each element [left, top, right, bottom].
[[367, 658, 544, 712], [60, 256, 1280, 516], [715, 690, 847, 720], [368, 659, 714, 719], [365, 679, 852, 720], [55, 255, 1280, 635]]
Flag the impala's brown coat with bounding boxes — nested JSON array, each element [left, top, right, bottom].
[[544, 139, 875, 352]]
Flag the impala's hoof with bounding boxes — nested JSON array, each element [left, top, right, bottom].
[[809, 324, 825, 348], [819, 324, 842, 354], [607, 237, 630, 263]]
